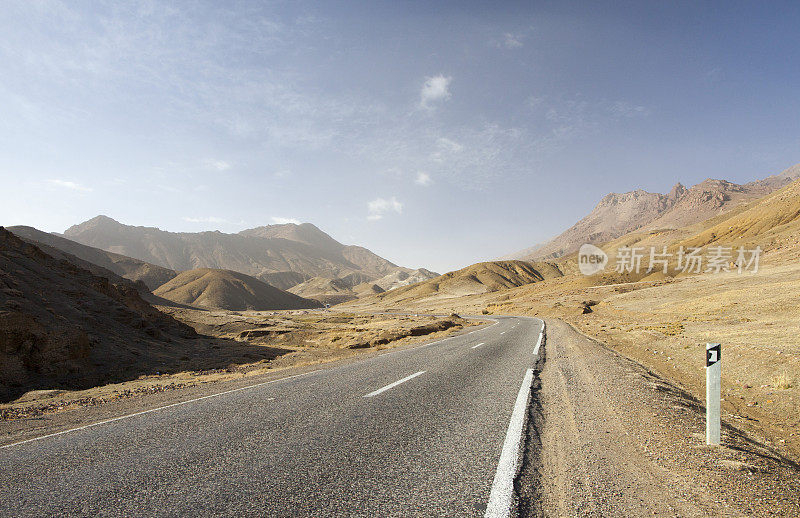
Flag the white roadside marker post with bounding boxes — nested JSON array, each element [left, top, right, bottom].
[[706, 343, 721, 445]]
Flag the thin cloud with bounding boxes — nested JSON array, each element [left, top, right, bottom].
[[503, 33, 524, 48], [367, 197, 403, 221], [271, 216, 301, 224], [437, 137, 464, 153], [415, 171, 432, 186], [204, 159, 232, 171], [607, 101, 650, 118], [420, 75, 452, 108], [47, 179, 93, 192]]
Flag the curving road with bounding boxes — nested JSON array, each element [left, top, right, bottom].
[[0, 316, 543, 517]]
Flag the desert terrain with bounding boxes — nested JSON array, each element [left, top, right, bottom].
[[345, 168, 800, 466]]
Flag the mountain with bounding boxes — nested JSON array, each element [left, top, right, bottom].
[[6, 225, 177, 290], [62, 216, 405, 287], [362, 260, 563, 305], [520, 186, 685, 260], [287, 268, 440, 306], [153, 268, 321, 311], [680, 177, 800, 251], [0, 227, 198, 401], [260, 271, 311, 291], [507, 162, 800, 260], [287, 277, 359, 306], [641, 179, 775, 231], [371, 268, 440, 291]]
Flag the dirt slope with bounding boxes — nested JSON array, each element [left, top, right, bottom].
[[7, 225, 177, 290], [371, 268, 439, 291], [680, 177, 800, 252], [153, 268, 322, 311], [0, 227, 200, 401], [351, 260, 563, 306], [287, 276, 358, 305]]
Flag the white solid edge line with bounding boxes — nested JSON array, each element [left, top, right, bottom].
[[471, 342, 486, 349], [533, 331, 544, 356], [363, 371, 426, 398], [0, 371, 315, 450], [484, 368, 534, 518]]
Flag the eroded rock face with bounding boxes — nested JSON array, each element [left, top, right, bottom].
[[504, 163, 800, 262]]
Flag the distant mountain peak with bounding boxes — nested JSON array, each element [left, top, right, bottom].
[[504, 162, 800, 261], [59, 216, 410, 288], [238, 221, 343, 251]]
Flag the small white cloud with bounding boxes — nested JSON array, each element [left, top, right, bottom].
[[503, 33, 524, 48], [47, 179, 92, 192], [204, 159, 231, 171], [437, 137, 464, 153], [526, 96, 544, 110], [420, 75, 452, 108], [415, 171, 432, 186], [367, 197, 403, 221], [183, 216, 226, 224], [271, 216, 301, 224], [431, 137, 466, 163]]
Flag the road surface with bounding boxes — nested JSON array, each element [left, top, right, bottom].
[[0, 316, 543, 517]]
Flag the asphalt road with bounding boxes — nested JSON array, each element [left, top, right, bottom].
[[0, 316, 543, 517]]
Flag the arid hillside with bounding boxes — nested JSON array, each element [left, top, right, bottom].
[[7, 225, 177, 290], [63, 216, 406, 286], [154, 268, 321, 311], [0, 228, 199, 400], [507, 162, 800, 261], [349, 260, 563, 306], [346, 178, 800, 461], [288, 276, 360, 305], [288, 267, 440, 306]]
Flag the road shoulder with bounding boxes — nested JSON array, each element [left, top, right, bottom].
[[530, 319, 800, 517]]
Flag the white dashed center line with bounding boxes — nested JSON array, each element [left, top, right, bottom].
[[363, 371, 426, 398], [471, 342, 486, 349]]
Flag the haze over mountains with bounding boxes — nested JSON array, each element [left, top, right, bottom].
[[506, 162, 800, 261], [61, 216, 435, 294]]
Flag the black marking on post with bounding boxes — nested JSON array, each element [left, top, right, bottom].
[[706, 343, 721, 367]]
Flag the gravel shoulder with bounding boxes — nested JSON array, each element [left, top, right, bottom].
[[532, 319, 800, 517]]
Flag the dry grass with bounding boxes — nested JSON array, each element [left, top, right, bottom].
[[1, 309, 477, 421], [773, 372, 795, 390]]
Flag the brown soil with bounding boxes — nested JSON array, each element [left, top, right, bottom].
[[531, 320, 799, 516]]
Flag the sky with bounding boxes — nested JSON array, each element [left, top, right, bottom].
[[2, 1, 800, 273]]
